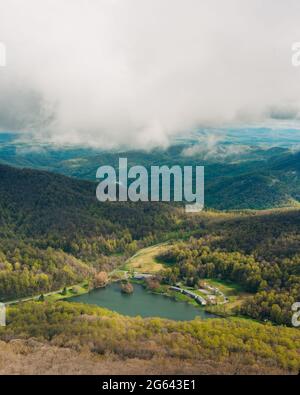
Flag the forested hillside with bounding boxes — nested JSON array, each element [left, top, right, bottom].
[[0, 301, 299, 374], [0, 164, 179, 299], [159, 209, 300, 325]]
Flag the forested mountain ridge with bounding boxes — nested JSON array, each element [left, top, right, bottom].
[[0, 164, 177, 239], [1, 132, 300, 210], [1, 162, 299, 258]]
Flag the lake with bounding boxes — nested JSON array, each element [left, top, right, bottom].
[[68, 283, 216, 321]]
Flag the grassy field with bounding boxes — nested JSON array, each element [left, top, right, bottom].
[[45, 282, 89, 302], [124, 243, 172, 274], [5, 282, 90, 306]]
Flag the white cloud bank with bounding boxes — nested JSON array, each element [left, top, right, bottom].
[[1, 0, 300, 148]]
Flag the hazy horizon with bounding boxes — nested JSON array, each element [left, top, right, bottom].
[[1, 0, 300, 149]]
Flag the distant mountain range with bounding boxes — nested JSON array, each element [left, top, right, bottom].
[[0, 130, 300, 210]]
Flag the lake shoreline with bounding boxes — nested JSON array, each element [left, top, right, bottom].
[[67, 282, 217, 321]]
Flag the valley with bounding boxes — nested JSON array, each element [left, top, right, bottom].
[[0, 142, 299, 375], [0, 162, 299, 327]]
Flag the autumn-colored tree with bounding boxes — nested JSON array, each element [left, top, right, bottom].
[[145, 277, 160, 291], [94, 272, 108, 288], [120, 281, 134, 294]]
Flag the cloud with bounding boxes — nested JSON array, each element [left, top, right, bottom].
[[181, 130, 251, 159], [182, 131, 224, 156], [1, 0, 300, 149]]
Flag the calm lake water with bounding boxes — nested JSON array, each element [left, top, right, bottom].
[[68, 283, 216, 321]]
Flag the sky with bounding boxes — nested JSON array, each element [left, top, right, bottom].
[[1, 0, 300, 149]]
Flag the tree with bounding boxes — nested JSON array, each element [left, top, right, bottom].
[[38, 294, 45, 302], [146, 277, 161, 291], [94, 272, 108, 288], [121, 281, 134, 294]]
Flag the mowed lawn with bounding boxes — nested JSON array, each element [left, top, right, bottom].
[[124, 243, 172, 274]]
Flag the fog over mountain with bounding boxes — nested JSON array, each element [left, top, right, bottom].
[[1, 0, 300, 148]]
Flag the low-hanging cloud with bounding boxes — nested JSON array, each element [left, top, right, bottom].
[[1, 0, 300, 149]]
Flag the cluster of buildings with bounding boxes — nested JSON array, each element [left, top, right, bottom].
[[170, 281, 229, 306], [170, 286, 207, 306], [198, 282, 229, 305]]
